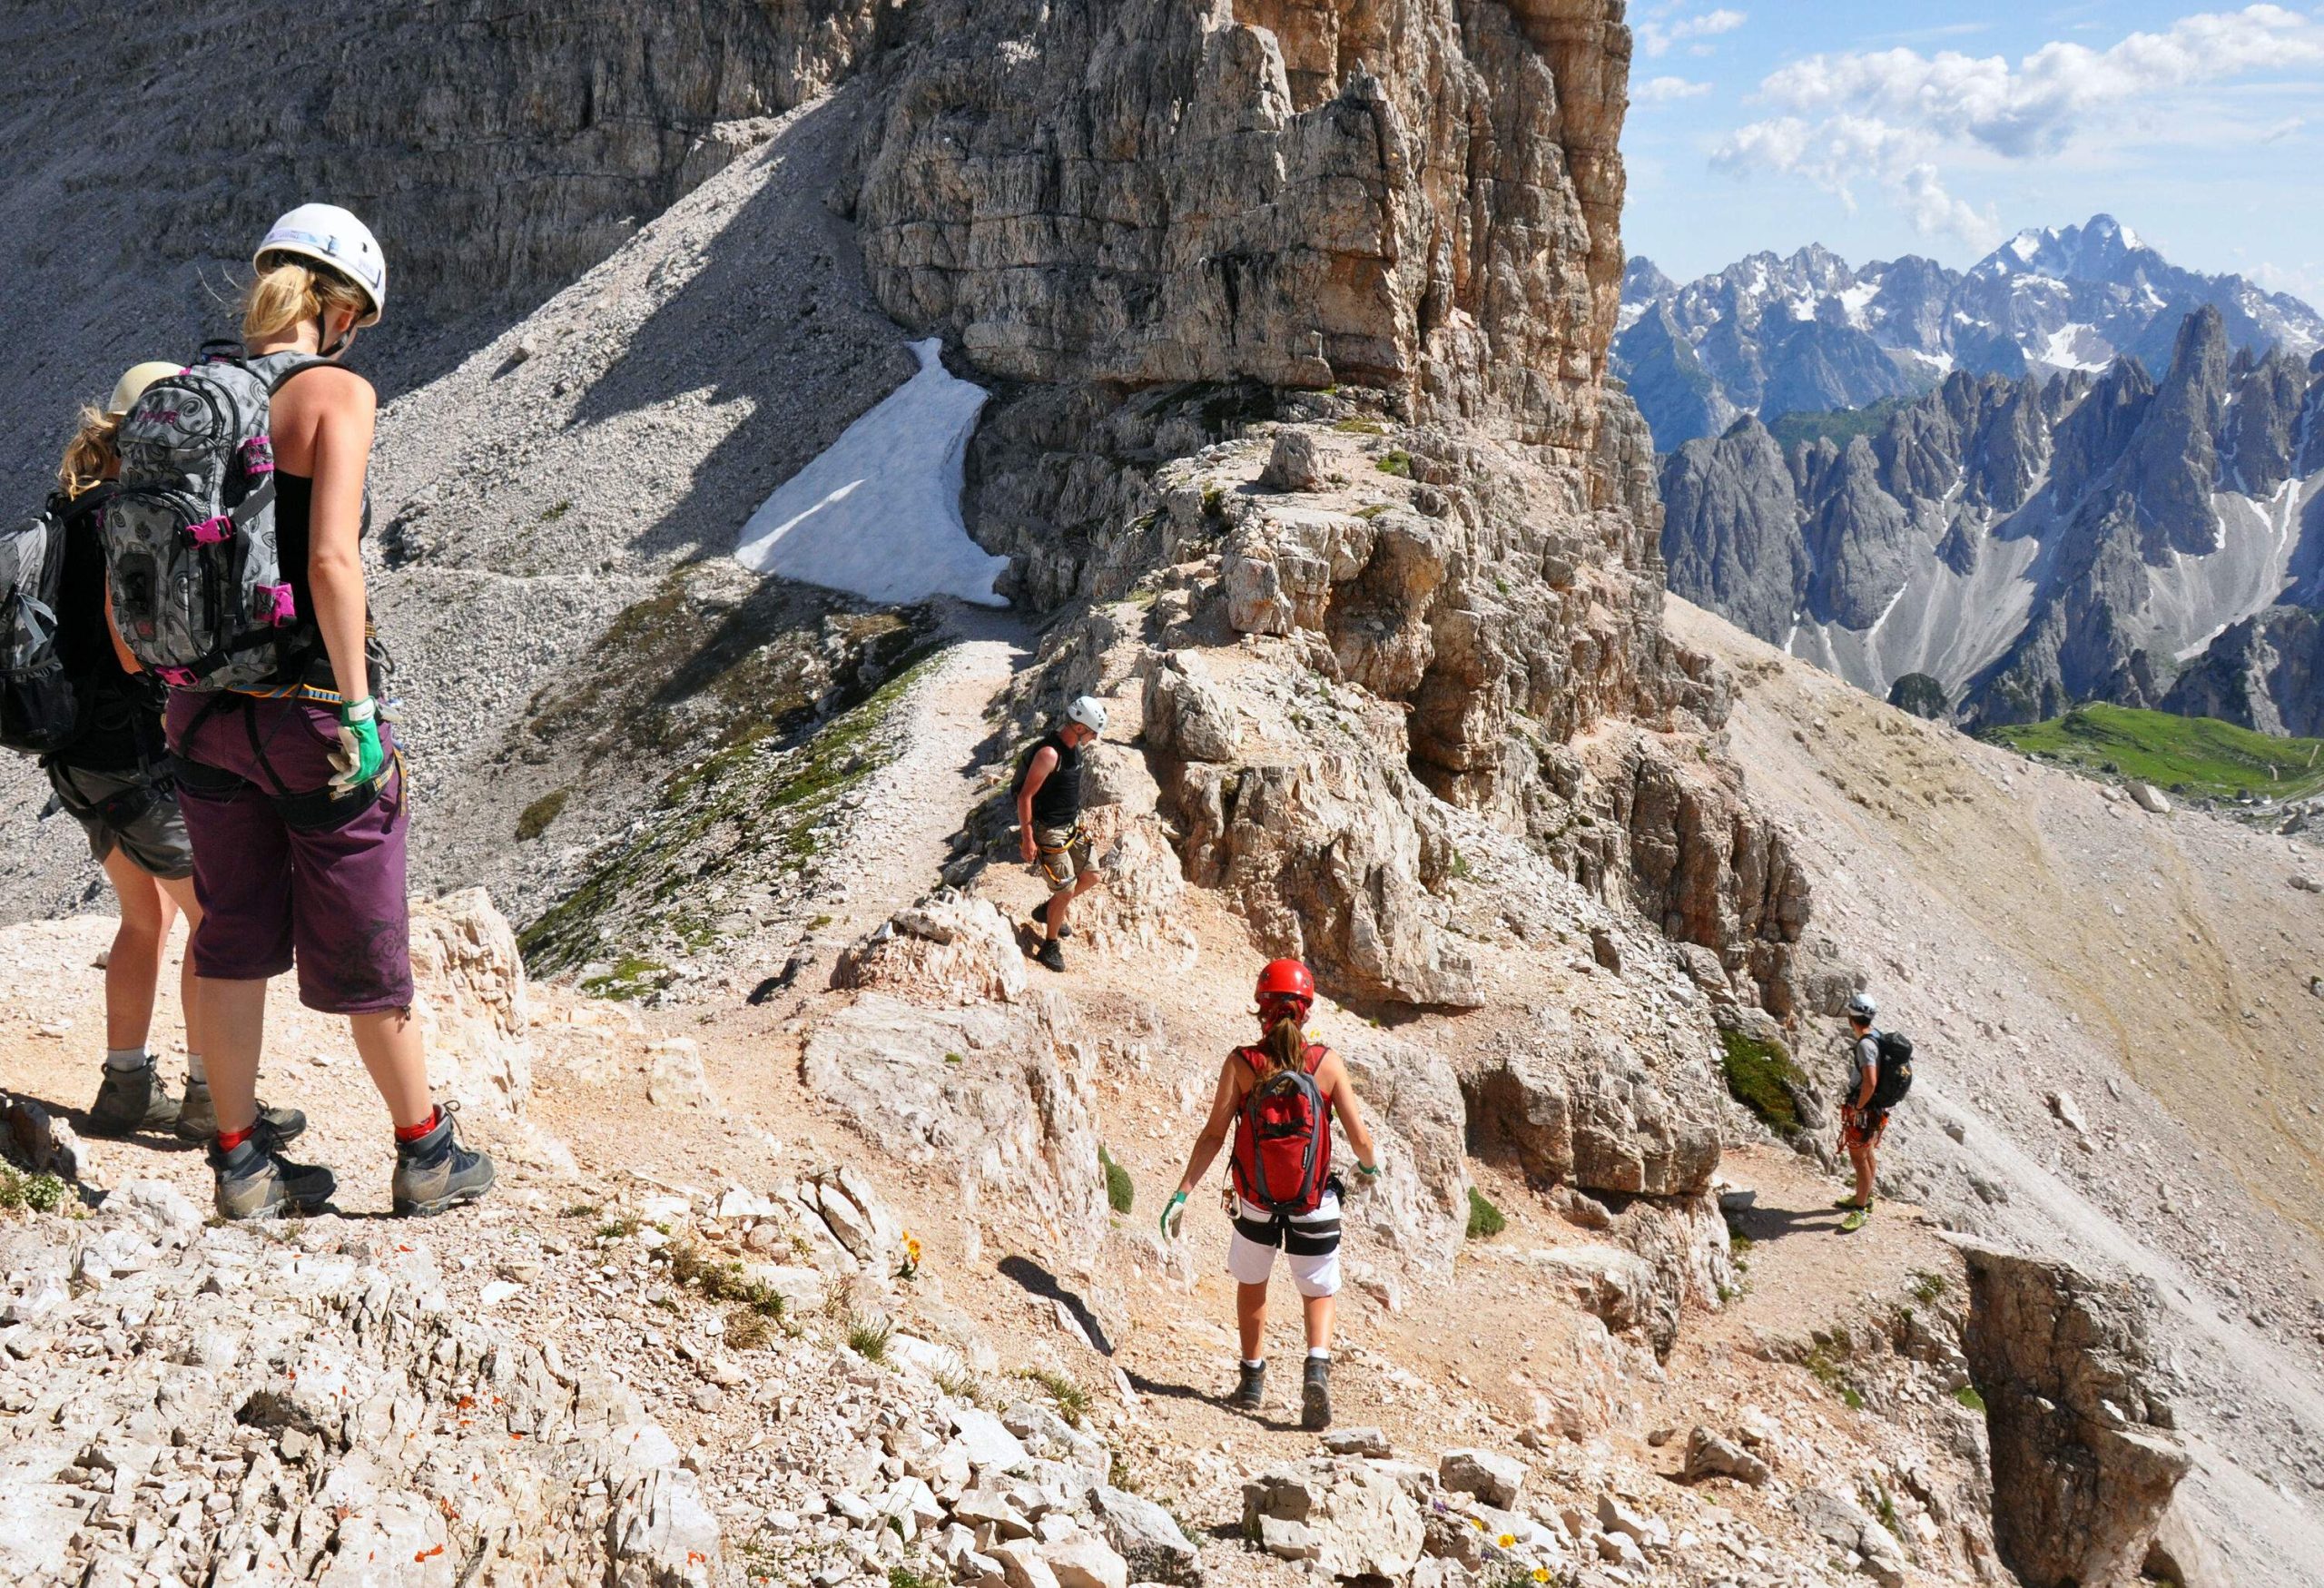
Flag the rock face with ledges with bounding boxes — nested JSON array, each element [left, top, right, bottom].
[[1960, 1242, 2191, 1588]]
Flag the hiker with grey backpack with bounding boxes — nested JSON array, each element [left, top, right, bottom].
[[105, 205, 491, 1220], [1835, 991, 1913, 1232], [1161, 958, 1382, 1428], [1, 364, 301, 1147]]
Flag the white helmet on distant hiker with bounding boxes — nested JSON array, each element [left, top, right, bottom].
[[255, 203, 387, 325], [106, 361, 182, 418], [1064, 695, 1108, 735], [1846, 991, 1877, 1021]]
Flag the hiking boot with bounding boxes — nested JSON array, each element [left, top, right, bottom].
[[86, 1060, 179, 1137], [210, 1135, 337, 1221], [1231, 1361, 1265, 1411], [1301, 1357, 1332, 1430], [391, 1104, 496, 1218], [1839, 1200, 1874, 1234], [1036, 938, 1067, 972], [175, 1080, 308, 1146]]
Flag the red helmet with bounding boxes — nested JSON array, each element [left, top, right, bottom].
[[1255, 958, 1315, 1011]]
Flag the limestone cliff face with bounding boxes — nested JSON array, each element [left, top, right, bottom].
[[852, 0, 1632, 462]]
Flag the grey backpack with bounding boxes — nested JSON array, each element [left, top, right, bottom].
[[0, 503, 78, 753], [104, 346, 325, 692]]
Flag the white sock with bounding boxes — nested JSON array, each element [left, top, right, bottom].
[[1307, 1347, 1331, 1361], [1242, 1358, 1265, 1369], [104, 1047, 150, 1072], [184, 1051, 207, 1085]]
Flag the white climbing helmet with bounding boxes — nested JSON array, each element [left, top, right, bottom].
[[1846, 991, 1877, 1021], [1064, 695, 1108, 735], [255, 203, 387, 325]]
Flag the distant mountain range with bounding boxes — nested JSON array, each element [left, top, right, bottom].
[[1658, 306, 2324, 735], [1619, 216, 2324, 452]]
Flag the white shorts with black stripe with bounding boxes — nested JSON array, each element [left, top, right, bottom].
[[1226, 1189, 1342, 1297]]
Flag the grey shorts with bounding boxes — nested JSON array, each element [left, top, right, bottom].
[[1034, 823, 1094, 891], [46, 762, 193, 881]]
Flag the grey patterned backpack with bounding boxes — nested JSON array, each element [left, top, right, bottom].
[[104, 345, 325, 691], [0, 503, 77, 753]]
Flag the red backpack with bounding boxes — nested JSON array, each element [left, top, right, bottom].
[[1229, 1044, 1334, 1215]]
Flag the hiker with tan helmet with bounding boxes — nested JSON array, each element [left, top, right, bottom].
[[109, 204, 492, 1220], [1014, 695, 1107, 972], [1161, 958, 1381, 1429], [3, 364, 300, 1145]]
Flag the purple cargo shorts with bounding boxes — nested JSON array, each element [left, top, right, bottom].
[[164, 692, 414, 1015]]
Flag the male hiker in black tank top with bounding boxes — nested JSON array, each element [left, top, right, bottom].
[[1015, 696, 1108, 972]]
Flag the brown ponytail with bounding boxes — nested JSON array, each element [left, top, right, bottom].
[[241, 255, 373, 344], [57, 405, 123, 498], [1258, 1011, 1308, 1075]]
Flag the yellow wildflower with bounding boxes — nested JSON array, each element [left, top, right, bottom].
[[1497, 1534, 1517, 1549]]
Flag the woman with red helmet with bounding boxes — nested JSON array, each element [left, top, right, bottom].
[[1162, 957, 1380, 1428]]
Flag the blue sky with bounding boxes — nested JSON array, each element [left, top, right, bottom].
[[1622, 3, 2324, 301]]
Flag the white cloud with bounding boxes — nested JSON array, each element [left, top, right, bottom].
[[1638, 8, 1745, 59], [1712, 5, 2324, 247], [1636, 75, 1715, 103]]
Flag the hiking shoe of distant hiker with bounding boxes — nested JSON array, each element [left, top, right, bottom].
[[175, 1080, 307, 1146], [1839, 1201, 1874, 1234], [86, 1060, 179, 1137], [1231, 1361, 1265, 1412], [210, 1135, 337, 1221], [391, 1103, 496, 1217], [1036, 938, 1067, 972], [1301, 1357, 1333, 1430], [1027, 917, 1073, 942]]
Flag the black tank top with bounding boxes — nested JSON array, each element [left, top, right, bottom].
[[1027, 730, 1083, 827], [272, 471, 381, 695], [49, 485, 163, 772]]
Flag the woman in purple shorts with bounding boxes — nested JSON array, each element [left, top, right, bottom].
[[161, 205, 493, 1220]]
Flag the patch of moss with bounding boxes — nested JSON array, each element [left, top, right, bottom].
[[1375, 449, 1413, 478], [1098, 1146, 1135, 1215], [579, 956, 669, 1001], [1466, 1188, 1506, 1239], [1718, 1029, 1807, 1134], [1334, 416, 1388, 435], [1953, 1384, 1986, 1414], [516, 785, 571, 842]]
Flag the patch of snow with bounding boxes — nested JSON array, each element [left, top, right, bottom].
[[735, 338, 1009, 607], [1837, 281, 1876, 328], [1617, 301, 1646, 332], [2037, 324, 2109, 371]]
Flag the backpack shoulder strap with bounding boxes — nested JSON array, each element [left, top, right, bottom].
[[252, 351, 333, 393]]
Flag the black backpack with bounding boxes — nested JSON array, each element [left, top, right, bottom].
[[0, 504, 81, 755], [1870, 1031, 1915, 1110]]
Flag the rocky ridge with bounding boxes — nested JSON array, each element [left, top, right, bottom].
[[1618, 215, 2324, 451], [1659, 306, 2324, 732]]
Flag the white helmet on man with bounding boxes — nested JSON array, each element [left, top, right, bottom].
[[1846, 991, 1877, 1021], [1063, 695, 1108, 735], [255, 204, 387, 325]]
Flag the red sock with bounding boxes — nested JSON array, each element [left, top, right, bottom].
[[394, 1107, 441, 1145], [216, 1125, 254, 1155]]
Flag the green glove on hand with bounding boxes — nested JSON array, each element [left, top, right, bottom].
[[1160, 1190, 1188, 1240], [330, 696, 387, 794]]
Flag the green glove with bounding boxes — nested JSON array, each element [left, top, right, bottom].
[[330, 695, 386, 794], [1160, 1190, 1187, 1240], [1355, 1160, 1382, 1179]]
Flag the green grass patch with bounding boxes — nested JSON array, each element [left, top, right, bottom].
[[1766, 397, 1908, 452], [1098, 1146, 1135, 1215], [1986, 703, 2324, 802], [1375, 449, 1413, 478], [668, 1242, 787, 1318], [889, 1568, 942, 1588], [1334, 416, 1388, 435], [1466, 1188, 1507, 1239], [846, 1309, 893, 1362], [1953, 1384, 1986, 1413], [1022, 1366, 1092, 1425], [516, 785, 571, 842], [1803, 1341, 1865, 1409], [1909, 1267, 1948, 1306], [579, 955, 669, 1001], [1718, 1029, 1807, 1134]]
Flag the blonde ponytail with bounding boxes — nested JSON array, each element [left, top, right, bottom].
[[241, 254, 373, 344], [57, 405, 123, 498]]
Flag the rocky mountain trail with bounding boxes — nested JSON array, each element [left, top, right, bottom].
[[1669, 596, 2324, 1584]]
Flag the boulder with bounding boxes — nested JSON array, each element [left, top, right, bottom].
[[1261, 429, 1324, 493], [1793, 1486, 1905, 1588], [1091, 1486, 1201, 1584], [1322, 1427, 1390, 1457], [2127, 781, 2171, 814], [645, 1039, 714, 1108], [1142, 663, 1243, 764], [1336, 1035, 1471, 1277], [1041, 1535, 1128, 1588], [803, 991, 1110, 1258], [1567, 1048, 1719, 1198], [1960, 1242, 2191, 1588], [1242, 1458, 1423, 1581], [1679, 1426, 1769, 1486], [1436, 1448, 1525, 1508], [950, 1408, 1030, 1476], [833, 893, 1029, 1006], [409, 888, 535, 1113]]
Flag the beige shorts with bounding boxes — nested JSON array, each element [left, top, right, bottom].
[[1034, 824, 1095, 892]]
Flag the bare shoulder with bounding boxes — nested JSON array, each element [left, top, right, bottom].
[[278, 363, 376, 416], [1316, 1044, 1354, 1088]]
